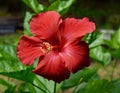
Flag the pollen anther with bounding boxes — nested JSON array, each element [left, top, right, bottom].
[[40, 42, 52, 53]]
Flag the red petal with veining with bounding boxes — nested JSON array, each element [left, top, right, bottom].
[[33, 51, 70, 83], [30, 11, 62, 45], [17, 36, 44, 65], [60, 41, 90, 73], [60, 17, 95, 44]]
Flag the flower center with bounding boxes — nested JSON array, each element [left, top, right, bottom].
[[40, 42, 52, 54], [40, 42, 60, 54]]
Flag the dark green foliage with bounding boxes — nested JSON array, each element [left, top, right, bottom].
[[61, 68, 97, 90]]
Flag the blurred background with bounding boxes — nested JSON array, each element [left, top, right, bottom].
[[0, 0, 120, 93]]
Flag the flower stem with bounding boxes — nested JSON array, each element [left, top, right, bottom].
[[54, 82, 56, 93]]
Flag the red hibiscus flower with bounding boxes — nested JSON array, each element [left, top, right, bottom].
[[17, 11, 95, 83]]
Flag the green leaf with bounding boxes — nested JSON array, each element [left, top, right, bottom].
[[61, 68, 97, 90], [105, 28, 120, 49], [89, 33, 104, 48], [47, 0, 75, 15], [104, 39, 113, 49], [0, 45, 26, 72], [90, 46, 111, 65], [17, 83, 30, 93], [33, 76, 58, 93], [1, 68, 35, 83], [104, 28, 120, 59], [73, 79, 109, 93], [17, 81, 48, 93], [4, 85, 16, 93], [23, 11, 33, 36], [108, 49, 120, 59], [109, 79, 120, 93], [84, 31, 104, 48], [27, 83, 39, 93], [74, 79, 120, 93], [111, 28, 120, 49], [0, 44, 35, 83], [0, 78, 16, 93], [22, 0, 44, 13], [0, 78, 14, 88], [73, 82, 87, 93]]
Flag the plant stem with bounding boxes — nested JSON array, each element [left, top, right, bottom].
[[32, 83, 48, 93], [110, 58, 118, 81], [54, 82, 56, 93]]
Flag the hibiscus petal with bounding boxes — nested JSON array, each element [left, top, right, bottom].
[[33, 51, 70, 83], [30, 11, 62, 45], [60, 41, 90, 73], [17, 35, 44, 65], [60, 17, 95, 44]]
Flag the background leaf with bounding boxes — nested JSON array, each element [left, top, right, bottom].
[[73, 79, 109, 93], [61, 68, 97, 90], [90, 46, 111, 65], [84, 31, 104, 48], [108, 49, 120, 59], [105, 28, 120, 50], [74, 79, 120, 93], [0, 78, 16, 93], [111, 28, 120, 49], [109, 79, 120, 93], [0, 44, 35, 83], [89, 33, 104, 48], [17, 83, 38, 93], [22, 0, 44, 13], [1, 68, 35, 83], [73, 82, 87, 93], [23, 11, 33, 36], [0, 45, 26, 72], [33, 75, 61, 93], [47, 0, 75, 15]]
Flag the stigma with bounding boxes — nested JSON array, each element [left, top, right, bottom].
[[40, 42, 52, 54]]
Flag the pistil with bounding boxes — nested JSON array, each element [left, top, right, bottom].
[[40, 42, 52, 54]]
